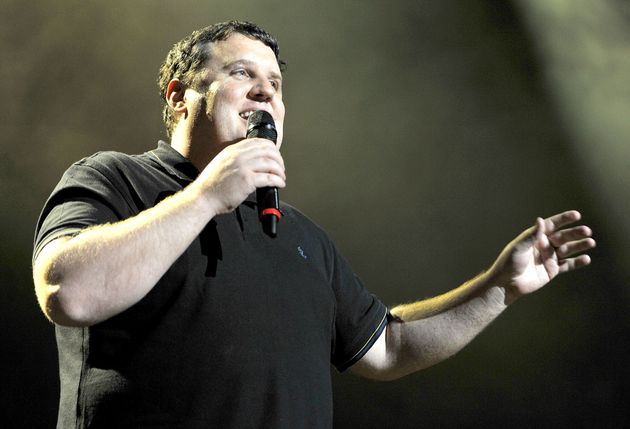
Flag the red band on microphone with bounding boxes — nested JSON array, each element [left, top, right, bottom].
[[260, 208, 282, 219]]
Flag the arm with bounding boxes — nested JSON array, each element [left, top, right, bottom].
[[32, 139, 285, 327], [353, 210, 595, 380]]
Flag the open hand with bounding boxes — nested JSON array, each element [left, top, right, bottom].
[[490, 210, 595, 302]]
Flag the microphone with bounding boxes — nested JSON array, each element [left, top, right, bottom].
[[246, 110, 281, 237]]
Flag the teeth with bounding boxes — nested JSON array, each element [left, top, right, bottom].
[[240, 111, 255, 119]]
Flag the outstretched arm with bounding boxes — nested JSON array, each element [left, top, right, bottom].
[[353, 210, 595, 380]]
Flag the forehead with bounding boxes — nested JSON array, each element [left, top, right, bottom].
[[204, 33, 281, 74]]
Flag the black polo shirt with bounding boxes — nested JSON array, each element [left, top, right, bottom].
[[34, 141, 388, 428]]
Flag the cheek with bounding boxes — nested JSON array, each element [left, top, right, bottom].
[[275, 104, 285, 147], [207, 86, 245, 122], [276, 102, 286, 119], [204, 82, 222, 118], [275, 120, 285, 148]]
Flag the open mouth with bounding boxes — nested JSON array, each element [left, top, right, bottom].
[[239, 111, 256, 120]]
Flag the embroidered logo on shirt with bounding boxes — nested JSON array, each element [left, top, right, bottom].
[[297, 246, 308, 259]]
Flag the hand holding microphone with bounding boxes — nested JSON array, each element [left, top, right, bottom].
[[246, 110, 281, 237]]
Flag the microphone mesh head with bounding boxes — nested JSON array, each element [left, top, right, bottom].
[[246, 110, 277, 143]]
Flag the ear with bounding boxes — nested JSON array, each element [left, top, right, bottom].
[[166, 79, 186, 114]]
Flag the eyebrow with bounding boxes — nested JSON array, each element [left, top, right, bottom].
[[224, 59, 283, 82]]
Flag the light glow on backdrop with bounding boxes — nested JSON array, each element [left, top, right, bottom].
[[1, 0, 627, 427], [519, 0, 630, 295]]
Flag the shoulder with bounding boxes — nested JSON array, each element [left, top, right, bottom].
[[280, 202, 330, 241], [70, 150, 151, 174], [44, 150, 151, 203], [58, 149, 157, 187]]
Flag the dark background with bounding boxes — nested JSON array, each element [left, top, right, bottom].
[[2, 0, 628, 427]]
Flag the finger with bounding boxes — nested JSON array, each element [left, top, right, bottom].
[[555, 237, 596, 259], [247, 141, 285, 170], [242, 137, 282, 153], [235, 142, 285, 172], [513, 217, 543, 244], [548, 225, 593, 247], [250, 158, 286, 180], [252, 172, 286, 189], [543, 210, 581, 232], [557, 254, 592, 274]]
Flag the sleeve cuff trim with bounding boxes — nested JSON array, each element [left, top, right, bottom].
[[336, 308, 389, 372]]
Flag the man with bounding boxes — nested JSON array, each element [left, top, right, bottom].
[[32, 21, 595, 428]]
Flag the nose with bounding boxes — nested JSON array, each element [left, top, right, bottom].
[[249, 79, 276, 102]]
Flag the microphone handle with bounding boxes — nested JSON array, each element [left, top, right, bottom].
[[256, 186, 279, 237]]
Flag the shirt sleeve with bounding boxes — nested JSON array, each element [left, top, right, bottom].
[[33, 160, 131, 264], [328, 241, 388, 372]]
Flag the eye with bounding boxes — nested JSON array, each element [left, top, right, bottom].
[[232, 69, 249, 78], [270, 80, 280, 90]]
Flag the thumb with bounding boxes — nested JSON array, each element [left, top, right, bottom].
[[535, 217, 556, 261], [535, 217, 545, 241]]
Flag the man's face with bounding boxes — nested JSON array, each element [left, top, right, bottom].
[[189, 33, 285, 150]]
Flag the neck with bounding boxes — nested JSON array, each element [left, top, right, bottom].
[[169, 124, 221, 172]]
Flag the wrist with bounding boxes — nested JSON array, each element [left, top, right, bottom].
[[186, 179, 222, 218], [484, 265, 522, 306]]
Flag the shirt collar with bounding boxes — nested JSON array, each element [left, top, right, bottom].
[[148, 141, 257, 204], [148, 140, 200, 182]]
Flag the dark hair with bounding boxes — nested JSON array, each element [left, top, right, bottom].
[[157, 20, 285, 136]]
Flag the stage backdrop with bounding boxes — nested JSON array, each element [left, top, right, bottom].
[[1, 0, 628, 427]]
